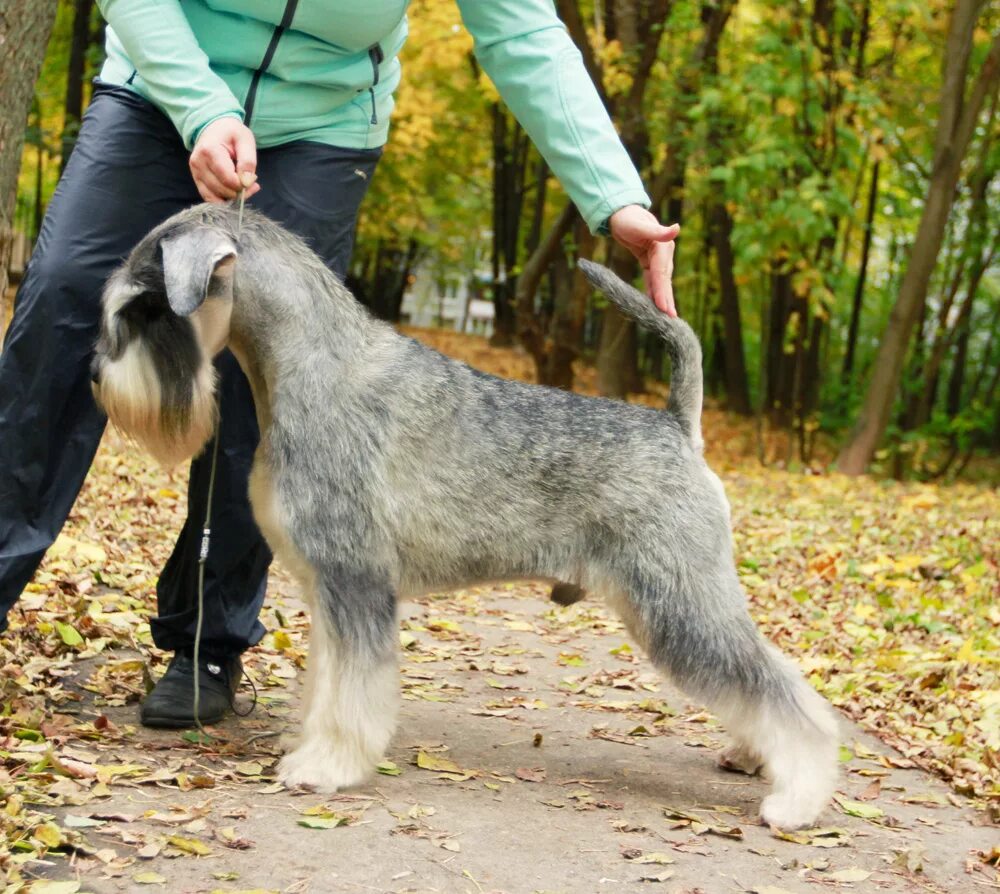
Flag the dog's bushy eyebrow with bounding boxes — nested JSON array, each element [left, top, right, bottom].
[[124, 220, 200, 296], [132, 259, 166, 294]]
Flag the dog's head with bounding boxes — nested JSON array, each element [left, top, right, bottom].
[[92, 211, 238, 466]]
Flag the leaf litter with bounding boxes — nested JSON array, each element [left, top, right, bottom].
[[1, 328, 997, 890]]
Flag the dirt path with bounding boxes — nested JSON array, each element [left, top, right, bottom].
[[24, 574, 996, 894]]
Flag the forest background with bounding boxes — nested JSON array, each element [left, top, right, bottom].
[[2, 0, 999, 479], [0, 4, 998, 885]]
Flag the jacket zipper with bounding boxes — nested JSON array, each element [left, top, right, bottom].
[[368, 43, 384, 125], [244, 0, 300, 126]]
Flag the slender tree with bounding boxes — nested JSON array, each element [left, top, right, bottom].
[[842, 159, 880, 382], [489, 106, 530, 346], [838, 2, 1000, 474], [60, 0, 96, 175], [699, 0, 749, 414]]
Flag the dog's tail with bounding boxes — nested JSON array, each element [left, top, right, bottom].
[[578, 259, 703, 448]]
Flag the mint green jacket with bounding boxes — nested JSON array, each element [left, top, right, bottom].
[[95, 0, 650, 233]]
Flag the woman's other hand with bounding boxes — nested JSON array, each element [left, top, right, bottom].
[[609, 205, 680, 317]]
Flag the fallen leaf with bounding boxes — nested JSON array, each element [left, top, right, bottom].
[[638, 869, 675, 882], [54, 621, 84, 647], [26, 883, 80, 894], [32, 822, 64, 849], [166, 834, 212, 855], [297, 815, 349, 829], [829, 868, 872, 882], [629, 853, 675, 865], [833, 795, 885, 820]]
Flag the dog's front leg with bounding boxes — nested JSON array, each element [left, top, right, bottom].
[[278, 573, 398, 792]]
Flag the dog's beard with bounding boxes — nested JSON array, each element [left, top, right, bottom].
[[94, 341, 218, 467]]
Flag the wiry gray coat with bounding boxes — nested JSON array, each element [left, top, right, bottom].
[[92, 204, 838, 829]]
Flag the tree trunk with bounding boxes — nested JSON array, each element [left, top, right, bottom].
[[944, 297, 972, 418], [838, 6, 1000, 474], [765, 269, 796, 424], [707, 201, 751, 414], [515, 203, 577, 378], [367, 238, 420, 322], [694, 0, 745, 413], [842, 160, 879, 381], [540, 250, 578, 389], [1, 1, 58, 325], [914, 90, 996, 428], [964, 302, 1000, 409], [489, 106, 529, 347], [61, 0, 95, 175]]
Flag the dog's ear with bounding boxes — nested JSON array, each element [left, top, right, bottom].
[[160, 229, 237, 316]]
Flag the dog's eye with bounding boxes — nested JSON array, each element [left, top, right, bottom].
[[121, 290, 170, 324]]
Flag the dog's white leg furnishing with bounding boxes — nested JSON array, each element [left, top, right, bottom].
[[93, 204, 841, 827]]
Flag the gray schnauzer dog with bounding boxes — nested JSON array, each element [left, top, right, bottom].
[[92, 204, 838, 829]]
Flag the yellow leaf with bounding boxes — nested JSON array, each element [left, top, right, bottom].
[[957, 638, 977, 663], [416, 751, 461, 773], [167, 834, 212, 855], [32, 822, 63, 849], [892, 554, 925, 572], [414, 750, 474, 780], [902, 492, 939, 510], [49, 533, 106, 564], [96, 763, 147, 783]]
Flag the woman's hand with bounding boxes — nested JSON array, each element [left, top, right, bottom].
[[190, 117, 261, 203], [609, 205, 680, 317]]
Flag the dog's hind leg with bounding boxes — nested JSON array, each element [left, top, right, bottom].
[[609, 568, 838, 830], [278, 570, 398, 792]]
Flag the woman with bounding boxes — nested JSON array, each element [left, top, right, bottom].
[[0, 0, 678, 727]]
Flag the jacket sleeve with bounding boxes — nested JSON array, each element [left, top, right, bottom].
[[97, 0, 245, 149], [456, 0, 651, 234]]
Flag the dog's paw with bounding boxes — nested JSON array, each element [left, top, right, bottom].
[[717, 744, 764, 776], [277, 742, 371, 792], [759, 792, 823, 830]]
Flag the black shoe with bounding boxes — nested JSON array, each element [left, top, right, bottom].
[[140, 651, 242, 729]]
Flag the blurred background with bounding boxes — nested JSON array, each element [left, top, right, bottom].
[[2, 0, 998, 480]]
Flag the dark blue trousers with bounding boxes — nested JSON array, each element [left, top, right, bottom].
[[0, 83, 379, 656]]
